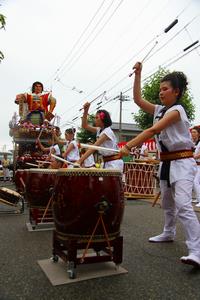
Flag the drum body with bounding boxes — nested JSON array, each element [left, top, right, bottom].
[[124, 162, 157, 198], [26, 168, 57, 208], [15, 169, 30, 193], [53, 168, 124, 240]]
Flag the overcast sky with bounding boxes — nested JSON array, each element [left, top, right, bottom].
[[0, 0, 200, 150]]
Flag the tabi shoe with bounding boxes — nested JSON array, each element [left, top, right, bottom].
[[180, 254, 200, 267], [192, 199, 198, 203], [149, 233, 174, 243], [195, 203, 200, 208]]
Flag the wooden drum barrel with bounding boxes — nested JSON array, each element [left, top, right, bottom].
[[25, 168, 57, 208], [53, 168, 125, 241], [15, 169, 30, 194], [124, 162, 157, 199]]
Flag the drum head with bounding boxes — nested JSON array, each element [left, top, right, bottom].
[[57, 168, 122, 177]]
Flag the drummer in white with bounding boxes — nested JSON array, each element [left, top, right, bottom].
[[120, 61, 200, 267], [76, 102, 124, 172], [62, 128, 80, 167]]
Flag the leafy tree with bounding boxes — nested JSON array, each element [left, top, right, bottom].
[[133, 67, 195, 129], [76, 114, 96, 143], [0, 12, 6, 63]]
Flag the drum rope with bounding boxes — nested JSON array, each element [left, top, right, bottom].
[[80, 212, 113, 263]]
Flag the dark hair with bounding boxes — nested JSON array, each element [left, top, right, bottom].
[[192, 126, 200, 135], [160, 71, 188, 101], [96, 109, 112, 128], [32, 81, 44, 93], [65, 128, 76, 134]]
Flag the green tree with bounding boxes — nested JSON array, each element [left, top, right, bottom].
[[133, 67, 195, 129], [76, 114, 96, 143], [0, 12, 6, 63]]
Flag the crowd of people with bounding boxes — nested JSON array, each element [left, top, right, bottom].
[[9, 64, 200, 269]]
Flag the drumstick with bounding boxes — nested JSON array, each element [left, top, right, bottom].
[[51, 154, 78, 166], [26, 162, 39, 167], [37, 127, 45, 140], [79, 91, 106, 111], [128, 41, 158, 77], [79, 143, 120, 153], [36, 160, 51, 164]]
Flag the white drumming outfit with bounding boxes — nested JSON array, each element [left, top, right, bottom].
[[83, 154, 95, 168], [50, 144, 61, 155], [96, 127, 124, 172], [193, 140, 200, 204], [152, 104, 200, 260], [139, 144, 148, 159], [65, 140, 80, 168]]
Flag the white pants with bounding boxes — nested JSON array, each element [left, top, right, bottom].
[[160, 179, 200, 258], [193, 166, 200, 203]]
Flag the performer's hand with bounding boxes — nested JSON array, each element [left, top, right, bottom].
[[132, 62, 142, 75], [83, 102, 90, 113], [74, 161, 81, 168], [120, 146, 131, 157]]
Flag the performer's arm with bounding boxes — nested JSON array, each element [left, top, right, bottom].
[[76, 134, 108, 165], [82, 102, 97, 133], [120, 110, 180, 156], [63, 143, 74, 158], [36, 139, 50, 153], [133, 62, 155, 115]]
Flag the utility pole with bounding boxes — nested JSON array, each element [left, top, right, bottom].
[[119, 92, 130, 141]]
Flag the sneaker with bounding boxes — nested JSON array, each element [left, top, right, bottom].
[[180, 254, 200, 267], [149, 232, 174, 243], [195, 203, 200, 208], [192, 199, 198, 203]]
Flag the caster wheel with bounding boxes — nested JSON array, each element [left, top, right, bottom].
[[67, 261, 76, 279], [51, 255, 59, 263], [67, 269, 76, 279]]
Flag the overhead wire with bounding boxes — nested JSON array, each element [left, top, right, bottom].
[[59, 1, 197, 127], [59, 0, 125, 79], [45, 0, 107, 84], [55, 0, 116, 80]]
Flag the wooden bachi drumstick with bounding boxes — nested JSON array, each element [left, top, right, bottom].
[[51, 154, 78, 166], [79, 91, 106, 111], [128, 41, 158, 77], [26, 162, 39, 167], [36, 160, 51, 164], [79, 143, 120, 153]]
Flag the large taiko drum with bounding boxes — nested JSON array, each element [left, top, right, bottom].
[[26, 168, 57, 208], [15, 169, 30, 194], [124, 162, 157, 198], [53, 168, 124, 241]]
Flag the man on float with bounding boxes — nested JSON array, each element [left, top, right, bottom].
[[15, 81, 56, 122]]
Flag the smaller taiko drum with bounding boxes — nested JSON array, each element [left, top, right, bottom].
[[25, 168, 57, 208]]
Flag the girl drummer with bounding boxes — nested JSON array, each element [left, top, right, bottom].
[[76, 103, 124, 172], [120, 61, 200, 267], [62, 128, 80, 166]]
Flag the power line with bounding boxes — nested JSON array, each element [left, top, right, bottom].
[[45, 0, 107, 84], [59, 4, 197, 126], [59, 0, 125, 79], [55, 0, 116, 80]]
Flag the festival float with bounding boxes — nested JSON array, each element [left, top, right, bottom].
[[8, 82, 58, 224]]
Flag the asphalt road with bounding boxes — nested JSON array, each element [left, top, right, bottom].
[[0, 182, 200, 300]]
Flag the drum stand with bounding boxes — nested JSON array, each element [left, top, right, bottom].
[[27, 187, 54, 230], [52, 198, 123, 279]]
